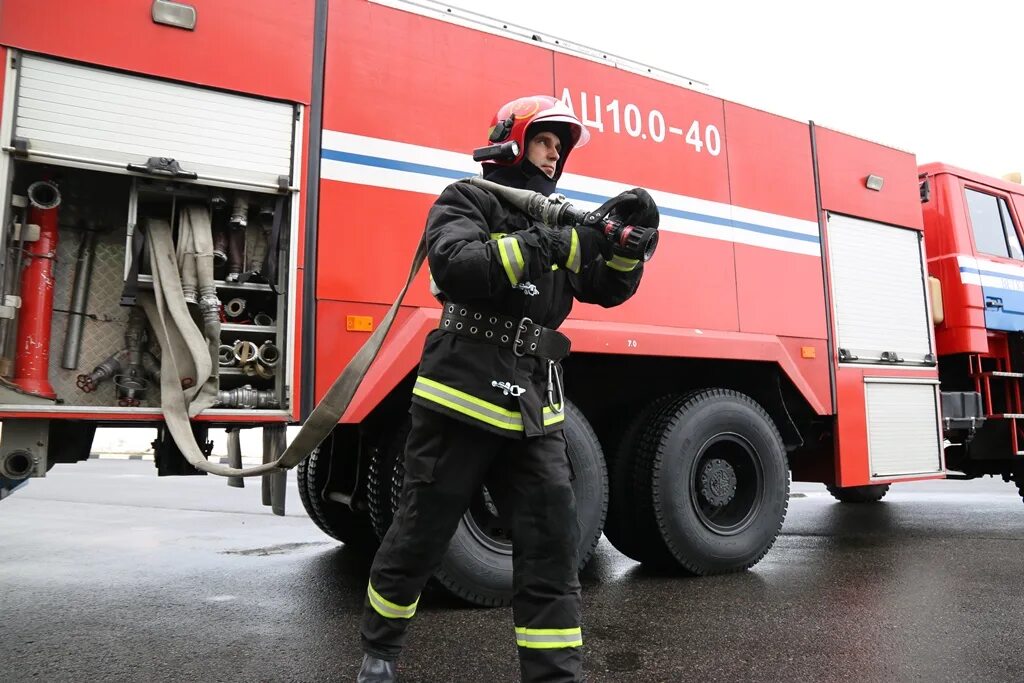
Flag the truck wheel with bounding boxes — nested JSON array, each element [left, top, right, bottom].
[[372, 401, 607, 607], [604, 394, 681, 563], [367, 423, 408, 540], [644, 389, 789, 575], [296, 445, 378, 552], [826, 484, 890, 503]]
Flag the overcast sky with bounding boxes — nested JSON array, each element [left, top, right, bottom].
[[452, 0, 1024, 180]]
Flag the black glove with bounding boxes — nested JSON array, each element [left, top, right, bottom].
[[607, 187, 660, 230], [594, 188, 660, 261], [547, 226, 606, 270]]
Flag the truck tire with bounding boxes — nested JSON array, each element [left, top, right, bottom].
[[645, 389, 789, 575], [826, 484, 890, 503], [296, 445, 378, 552], [604, 394, 682, 563], [367, 423, 408, 540], [370, 401, 607, 607]]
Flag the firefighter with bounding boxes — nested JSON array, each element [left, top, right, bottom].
[[357, 95, 660, 683]]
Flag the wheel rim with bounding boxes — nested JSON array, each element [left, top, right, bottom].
[[688, 432, 763, 535], [464, 486, 513, 555]]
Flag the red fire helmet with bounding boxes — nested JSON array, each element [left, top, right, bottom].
[[482, 95, 591, 170]]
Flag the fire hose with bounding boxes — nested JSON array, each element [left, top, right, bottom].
[[146, 180, 654, 480]]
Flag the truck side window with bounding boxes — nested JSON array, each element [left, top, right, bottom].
[[966, 188, 1023, 260]]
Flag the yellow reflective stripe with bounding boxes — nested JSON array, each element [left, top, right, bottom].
[[565, 229, 581, 273], [510, 239, 525, 272], [606, 254, 640, 272], [515, 626, 583, 649], [412, 378, 567, 432], [490, 232, 508, 239], [413, 377, 524, 431], [367, 583, 418, 620], [542, 406, 565, 426], [497, 236, 526, 286]]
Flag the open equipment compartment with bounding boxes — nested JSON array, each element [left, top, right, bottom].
[[0, 52, 298, 417]]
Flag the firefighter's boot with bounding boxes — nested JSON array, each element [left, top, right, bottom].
[[356, 654, 397, 683]]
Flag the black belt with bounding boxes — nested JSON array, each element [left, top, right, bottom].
[[439, 304, 571, 361]]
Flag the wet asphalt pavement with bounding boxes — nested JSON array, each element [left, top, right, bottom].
[[2, 461, 1024, 683]]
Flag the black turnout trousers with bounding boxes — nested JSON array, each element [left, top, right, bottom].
[[361, 405, 583, 682]]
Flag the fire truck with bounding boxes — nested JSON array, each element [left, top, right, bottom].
[[0, 0, 1018, 606]]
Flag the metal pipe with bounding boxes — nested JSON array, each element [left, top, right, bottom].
[[61, 226, 98, 369], [12, 181, 61, 398]]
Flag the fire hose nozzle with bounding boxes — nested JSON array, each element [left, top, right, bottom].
[[252, 312, 274, 327]]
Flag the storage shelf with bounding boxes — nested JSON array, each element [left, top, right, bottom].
[[136, 274, 273, 293], [215, 279, 274, 292], [217, 367, 275, 381], [221, 323, 275, 335]]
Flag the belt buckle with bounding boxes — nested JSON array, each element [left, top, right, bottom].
[[513, 316, 532, 357]]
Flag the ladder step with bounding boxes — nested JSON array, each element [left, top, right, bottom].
[[990, 413, 1024, 419], [986, 371, 1024, 378]]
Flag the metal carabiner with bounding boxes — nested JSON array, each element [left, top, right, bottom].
[[546, 360, 564, 414]]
